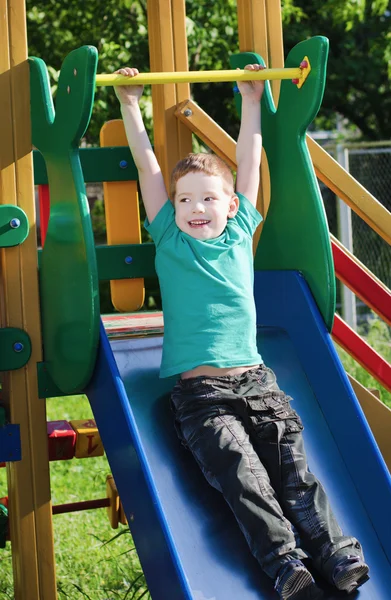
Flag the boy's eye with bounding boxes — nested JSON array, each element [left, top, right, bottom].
[[204, 196, 214, 202], [179, 197, 190, 202]]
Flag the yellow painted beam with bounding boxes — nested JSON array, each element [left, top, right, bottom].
[[308, 136, 391, 246], [146, 0, 192, 190], [265, 0, 284, 102], [96, 67, 303, 87], [171, 0, 193, 158], [236, 0, 274, 222], [0, 1, 57, 598], [176, 100, 237, 169], [237, 0, 268, 59], [348, 375, 391, 471], [237, 0, 284, 103], [175, 99, 391, 248], [100, 120, 144, 312]]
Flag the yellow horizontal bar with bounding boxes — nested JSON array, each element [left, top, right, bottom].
[[96, 67, 302, 87]]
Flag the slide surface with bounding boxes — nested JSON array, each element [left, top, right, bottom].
[[87, 271, 391, 599]]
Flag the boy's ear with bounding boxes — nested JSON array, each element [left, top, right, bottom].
[[228, 194, 239, 218]]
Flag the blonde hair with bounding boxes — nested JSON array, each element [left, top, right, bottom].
[[170, 153, 235, 200]]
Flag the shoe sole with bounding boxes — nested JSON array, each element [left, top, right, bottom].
[[281, 568, 314, 600], [334, 564, 370, 594]]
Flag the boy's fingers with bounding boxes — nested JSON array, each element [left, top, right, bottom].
[[114, 67, 140, 77], [243, 64, 265, 72]]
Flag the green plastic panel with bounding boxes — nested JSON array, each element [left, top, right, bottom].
[[38, 243, 156, 281], [37, 361, 70, 399], [29, 46, 100, 394], [0, 206, 29, 247], [95, 244, 156, 280], [0, 503, 8, 548], [231, 37, 335, 331], [0, 328, 32, 371], [33, 147, 139, 185]]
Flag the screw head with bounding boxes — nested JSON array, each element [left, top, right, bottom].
[[292, 78, 300, 85], [183, 109, 193, 117], [125, 256, 133, 264], [13, 342, 24, 353], [10, 218, 21, 229], [119, 160, 128, 169]]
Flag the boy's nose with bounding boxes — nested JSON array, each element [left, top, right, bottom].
[[193, 202, 205, 213]]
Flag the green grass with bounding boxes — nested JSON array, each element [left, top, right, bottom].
[[336, 317, 391, 408], [0, 394, 149, 600], [0, 316, 389, 598]]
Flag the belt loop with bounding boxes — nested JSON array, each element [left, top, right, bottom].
[[276, 421, 285, 496]]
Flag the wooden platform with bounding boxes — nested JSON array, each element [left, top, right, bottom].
[[102, 312, 164, 339]]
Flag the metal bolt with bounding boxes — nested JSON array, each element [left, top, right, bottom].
[[183, 109, 192, 117], [13, 342, 24, 353], [125, 256, 133, 264], [73, 68, 77, 76], [119, 160, 128, 169], [129, 514, 134, 521], [67, 85, 71, 93], [10, 218, 21, 229]]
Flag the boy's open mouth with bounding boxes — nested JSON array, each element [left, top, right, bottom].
[[188, 219, 211, 228]]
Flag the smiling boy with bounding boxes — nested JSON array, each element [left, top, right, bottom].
[[114, 65, 369, 599]]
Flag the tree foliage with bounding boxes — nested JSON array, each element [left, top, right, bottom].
[[26, 0, 391, 142], [283, 0, 391, 139]]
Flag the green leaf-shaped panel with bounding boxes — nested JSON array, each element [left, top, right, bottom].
[[29, 46, 100, 393], [231, 37, 335, 331]]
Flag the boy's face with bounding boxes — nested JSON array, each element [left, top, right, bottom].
[[174, 172, 239, 240]]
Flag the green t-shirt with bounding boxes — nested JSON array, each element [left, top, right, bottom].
[[145, 192, 263, 378]]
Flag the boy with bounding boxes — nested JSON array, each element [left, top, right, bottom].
[[114, 65, 369, 600]]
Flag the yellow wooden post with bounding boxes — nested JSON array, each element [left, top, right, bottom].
[[147, 0, 192, 191], [236, 0, 276, 227], [100, 120, 144, 312], [237, 0, 268, 64], [347, 375, 391, 471], [0, 1, 57, 598], [237, 0, 284, 104]]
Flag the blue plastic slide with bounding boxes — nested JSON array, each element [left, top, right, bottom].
[[87, 271, 391, 599]]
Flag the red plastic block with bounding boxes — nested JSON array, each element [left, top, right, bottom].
[[47, 420, 76, 461]]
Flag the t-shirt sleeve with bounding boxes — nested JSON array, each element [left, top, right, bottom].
[[144, 200, 176, 246], [234, 192, 263, 237]]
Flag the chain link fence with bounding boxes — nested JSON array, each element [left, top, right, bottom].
[[319, 142, 391, 324]]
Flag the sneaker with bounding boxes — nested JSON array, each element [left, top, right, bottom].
[[332, 555, 370, 594], [275, 560, 321, 600]]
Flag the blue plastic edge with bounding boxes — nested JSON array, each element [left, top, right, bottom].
[[86, 321, 193, 600], [254, 270, 391, 560]]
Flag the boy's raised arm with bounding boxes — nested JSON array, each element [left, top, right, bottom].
[[114, 68, 168, 223], [235, 64, 265, 209]]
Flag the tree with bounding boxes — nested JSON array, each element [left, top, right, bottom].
[[27, 0, 150, 141], [283, 0, 391, 140]]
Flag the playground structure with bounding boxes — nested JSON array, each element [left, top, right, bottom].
[[1, 0, 391, 599]]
